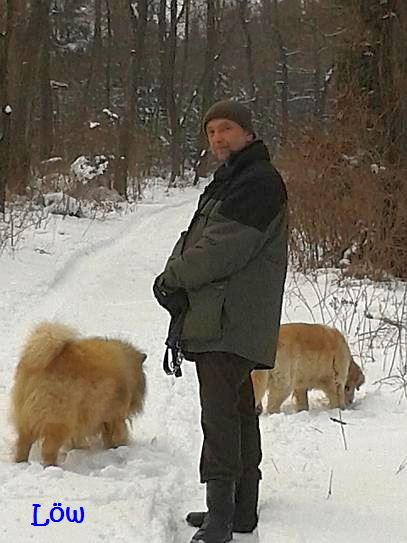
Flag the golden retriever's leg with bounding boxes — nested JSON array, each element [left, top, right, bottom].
[[265, 387, 287, 414], [266, 393, 285, 414], [344, 384, 356, 407], [15, 430, 34, 463], [70, 437, 89, 450], [293, 389, 309, 411], [102, 420, 128, 449], [265, 374, 290, 414], [321, 382, 346, 410], [41, 424, 68, 466], [251, 371, 269, 415], [102, 422, 112, 448], [336, 384, 346, 410]]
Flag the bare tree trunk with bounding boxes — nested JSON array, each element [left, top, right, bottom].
[[0, 109, 10, 214], [272, 0, 289, 142], [8, 0, 53, 191], [238, 0, 257, 105], [112, 0, 133, 197], [179, 0, 190, 102], [130, 0, 148, 198], [376, 0, 407, 159], [178, 0, 190, 175], [167, 0, 181, 187], [0, 1, 12, 213], [7, 0, 34, 193], [0, 6, 7, 109], [83, 0, 103, 119], [357, 0, 407, 159], [193, 0, 217, 184], [113, 0, 148, 198], [105, 0, 112, 107], [38, 0, 53, 160], [131, 0, 148, 107], [307, 0, 322, 120], [158, 0, 167, 123]]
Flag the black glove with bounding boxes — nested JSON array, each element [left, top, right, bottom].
[[153, 274, 189, 378], [153, 274, 188, 317]]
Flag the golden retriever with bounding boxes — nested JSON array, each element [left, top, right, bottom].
[[10, 322, 146, 466], [251, 323, 365, 414]]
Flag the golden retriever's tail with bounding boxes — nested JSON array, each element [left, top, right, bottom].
[[19, 322, 78, 370]]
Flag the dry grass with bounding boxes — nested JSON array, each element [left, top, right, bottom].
[[276, 94, 407, 280]]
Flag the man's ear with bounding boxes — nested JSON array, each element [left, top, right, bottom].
[[245, 131, 255, 143]]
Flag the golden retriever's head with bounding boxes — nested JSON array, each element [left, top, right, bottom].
[[345, 358, 365, 406]]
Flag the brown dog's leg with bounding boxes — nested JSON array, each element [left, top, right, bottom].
[[111, 419, 128, 447], [102, 420, 128, 449], [265, 373, 290, 414], [102, 422, 113, 448], [70, 436, 90, 450], [321, 382, 346, 410], [250, 371, 269, 415], [293, 388, 309, 411], [41, 424, 68, 466], [265, 388, 288, 414], [15, 431, 34, 462], [336, 384, 346, 410]]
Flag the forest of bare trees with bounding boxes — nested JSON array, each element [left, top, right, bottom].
[[0, 0, 406, 278]]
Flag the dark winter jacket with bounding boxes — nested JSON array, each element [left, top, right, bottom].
[[158, 140, 288, 368]]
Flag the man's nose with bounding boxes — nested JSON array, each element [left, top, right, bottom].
[[211, 131, 224, 144]]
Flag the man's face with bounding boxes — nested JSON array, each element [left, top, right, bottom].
[[206, 118, 253, 162]]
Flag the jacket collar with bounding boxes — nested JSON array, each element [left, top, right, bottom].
[[214, 140, 270, 182]]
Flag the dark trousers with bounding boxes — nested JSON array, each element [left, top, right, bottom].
[[194, 351, 262, 484]]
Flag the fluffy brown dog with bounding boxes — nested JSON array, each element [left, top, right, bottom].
[[251, 323, 365, 414], [10, 322, 146, 466]]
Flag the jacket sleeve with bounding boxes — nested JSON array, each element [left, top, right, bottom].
[[166, 230, 187, 263], [161, 175, 287, 291]]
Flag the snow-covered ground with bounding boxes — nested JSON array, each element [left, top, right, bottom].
[[0, 186, 406, 542]]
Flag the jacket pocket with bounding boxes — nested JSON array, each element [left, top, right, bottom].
[[182, 282, 226, 342]]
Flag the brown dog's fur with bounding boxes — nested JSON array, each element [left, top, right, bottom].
[[251, 323, 365, 414], [10, 322, 146, 466]]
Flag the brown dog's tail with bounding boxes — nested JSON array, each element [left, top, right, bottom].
[[19, 322, 78, 370]]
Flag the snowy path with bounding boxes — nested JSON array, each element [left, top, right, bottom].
[[0, 187, 406, 542]]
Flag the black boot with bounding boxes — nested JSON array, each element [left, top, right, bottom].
[[190, 480, 234, 543], [232, 475, 259, 532], [186, 511, 207, 529], [187, 476, 259, 534]]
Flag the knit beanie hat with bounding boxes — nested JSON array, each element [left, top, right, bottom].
[[203, 100, 254, 135]]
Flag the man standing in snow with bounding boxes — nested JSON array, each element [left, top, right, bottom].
[[153, 100, 288, 543]]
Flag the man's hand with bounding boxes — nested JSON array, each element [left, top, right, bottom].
[[153, 274, 188, 316]]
